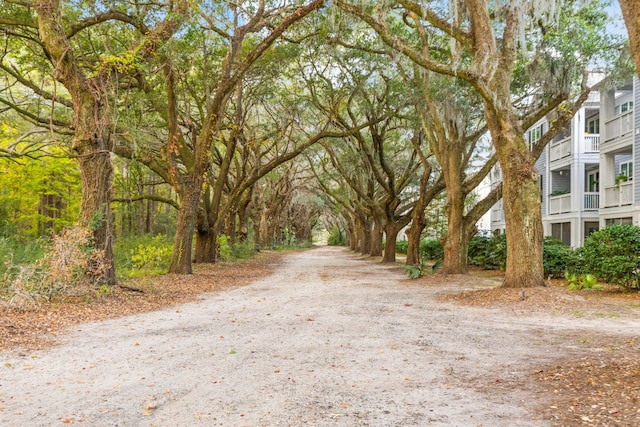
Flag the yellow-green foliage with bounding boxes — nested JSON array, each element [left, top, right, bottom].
[[0, 125, 81, 236]]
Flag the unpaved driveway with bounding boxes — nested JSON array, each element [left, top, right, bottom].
[[1, 246, 638, 426]]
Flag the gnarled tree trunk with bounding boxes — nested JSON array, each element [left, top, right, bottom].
[[620, 0, 640, 73], [382, 223, 399, 263], [370, 219, 383, 257]]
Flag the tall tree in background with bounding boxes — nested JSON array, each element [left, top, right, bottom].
[[413, 76, 498, 274], [162, 0, 325, 274]]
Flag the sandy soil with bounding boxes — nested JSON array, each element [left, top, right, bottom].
[[1, 246, 638, 426]]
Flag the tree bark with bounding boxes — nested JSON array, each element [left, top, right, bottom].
[[76, 133, 116, 284], [620, 0, 640, 74], [169, 181, 201, 274], [347, 220, 356, 250], [441, 186, 468, 275], [499, 155, 544, 287], [405, 217, 424, 266], [353, 215, 372, 254], [370, 219, 383, 256], [382, 223, 399, 263]]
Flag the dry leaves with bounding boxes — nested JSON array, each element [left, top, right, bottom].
[[535, 339, 640, 426], [431, 271, 640, 427], [0, 251, 284, 352]]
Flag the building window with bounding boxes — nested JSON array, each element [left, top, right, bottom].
[[620, 161, 633, 181], [584, 222, 599, 239], [527, 123, 544, 150], [551, 222, 571, 246], [616, 101, 634, 115], [587, 171, 599, 192], [586, 118, 599, 134], [605, 217, 633, 226]]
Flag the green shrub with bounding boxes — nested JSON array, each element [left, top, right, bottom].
[[396, 240, 408, 254], [115, 234, 173, 278], [565, 271, 603, 291], [485, 234, 507, 270], [580, 224, 640, 289], [468, 235, 491, 268], [217, 234, 232, 261], [404, 263, 424, 279], [327, 226, 346, 246], [420, 239, 443, 260], [467, 234, 506, 270], [0, 236, 45, 278], [231, 241, 258, 259], [543, 236, 575, 277]]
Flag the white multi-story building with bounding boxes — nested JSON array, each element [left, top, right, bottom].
[[490, 76, 640, 247]]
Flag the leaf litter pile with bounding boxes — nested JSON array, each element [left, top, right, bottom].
[[2, 255, 639, 426], [434, 272, 640, 426], [0, 251, 284, 352]]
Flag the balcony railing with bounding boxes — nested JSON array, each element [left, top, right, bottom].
[[549, 193, 572, 214], [549, 134, 600, 162], [583, 192, 599, 210], [584, 134, 600, 152], [603, 181, 633, 207], [604, 111, 634, 142], [491, 207, 504, 223], [549, 137, 571, 162]]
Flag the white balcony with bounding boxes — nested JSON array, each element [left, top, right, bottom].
[[549, 134, 600, 162], [549, 193, 572, 214], [603, 181, 633, 207], [604, 111, 634, 142], [584, 134, 600, 152], [583, 192, 599, 210], [549, 137, 571, 162]]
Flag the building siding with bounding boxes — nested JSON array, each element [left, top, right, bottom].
[[536, 149, 546, 215], [635, 76, 640, 204]]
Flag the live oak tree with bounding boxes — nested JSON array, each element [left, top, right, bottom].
[[157, 0, 325, 274], [337, 0, 622, 287], [410, 73, 499, 274], [0, 0, 190, 283]]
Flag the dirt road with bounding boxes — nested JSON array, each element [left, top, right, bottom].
[[1, 246, 638, 426]]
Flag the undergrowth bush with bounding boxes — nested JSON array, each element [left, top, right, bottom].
[[327, 226, 346, 246], [468, 235, 491, 268], [217, 234, 232, 261], [543, 236, 575, 277], [231, 241, 258, 259], [0, 236, 44, 278], [395, 240, 408, 254], [579, 224, 640, 289], [404, 263, 424, 279], [468, 234, 506, 270], [420, 239, 443, 260], [2, 226, 106, 308], [565, 271, 603, 290], [115, 234, 172, 278]]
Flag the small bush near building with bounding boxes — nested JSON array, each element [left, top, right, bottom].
[[468, 234, 506, 270], [395, 240, 408, 254], [542, 236, 575, 277], [468, 235, 491, 268], [579, 224, 640, 289], [420, 239, 443, 260]]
